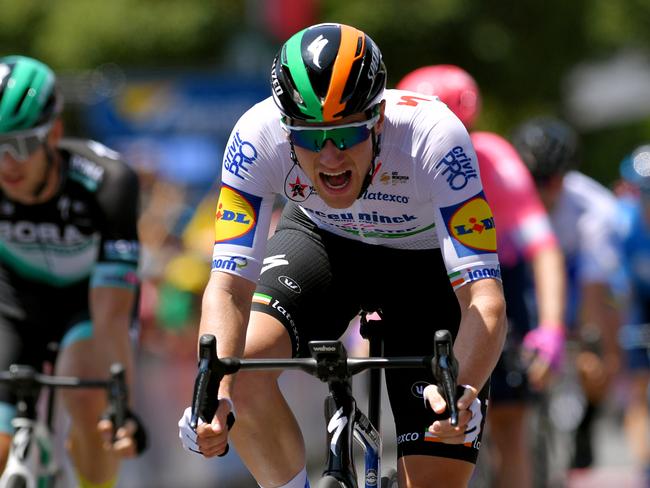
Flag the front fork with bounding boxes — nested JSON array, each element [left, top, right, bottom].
[[322, 381, 383, 488]]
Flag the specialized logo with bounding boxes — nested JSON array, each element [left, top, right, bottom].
[[435, 146, 478, 191], [224, 132, 258, 180], [278, 275, 301, 293], [411, 381, 429, 399], [397, 95, 435, 107], [328, 407, 348, 455], [214, 185, 261, 247], [441, 192, 496, 257], [261, 254, 289, 274], [307, 34, 329, 68]]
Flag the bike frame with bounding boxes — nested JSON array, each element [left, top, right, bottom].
[[192, 315, 459, 488]]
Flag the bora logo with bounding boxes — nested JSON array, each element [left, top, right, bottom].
[[214, 184, 262, 247], [441, 192, 497, 257]]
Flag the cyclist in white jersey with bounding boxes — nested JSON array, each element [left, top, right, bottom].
[[397, 64, 567, 488], [178, 23, 506, 488], [512, 116, 622, 470]]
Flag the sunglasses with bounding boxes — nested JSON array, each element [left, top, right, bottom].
[[0, 122, 53, 162], [281, 114, 379, 152]]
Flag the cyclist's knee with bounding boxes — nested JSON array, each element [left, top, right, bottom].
[[232, 370, 282, 413], [61, 388, 106, 426]]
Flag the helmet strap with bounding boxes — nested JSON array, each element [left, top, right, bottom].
[[357, 129, 381, 199]]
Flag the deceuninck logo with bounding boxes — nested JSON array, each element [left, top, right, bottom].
[[441, 192, 497, 257], [214, 184, 262, 247]]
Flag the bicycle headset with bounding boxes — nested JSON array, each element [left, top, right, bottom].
[[270, 22, 387, 198], [396, 64, 481, 130], [510, 116, 581, 184]]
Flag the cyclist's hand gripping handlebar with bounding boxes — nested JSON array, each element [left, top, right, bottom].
[[108, 363, 128, 435], [190, 334, 235, 457], [105, 363, 148, 455], [432, 329, 459, 426]]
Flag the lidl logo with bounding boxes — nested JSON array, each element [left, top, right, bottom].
[[441, 192, 497, 257], [214, 184, 261, 247]]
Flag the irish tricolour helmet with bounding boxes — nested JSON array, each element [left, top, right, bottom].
[[271, 23, 387, 123]]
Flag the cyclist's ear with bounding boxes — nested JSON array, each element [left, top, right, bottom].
[[47, 118, 64, 146]]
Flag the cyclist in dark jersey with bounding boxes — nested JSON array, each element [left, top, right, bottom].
[[178, 23, 507, 488], [0, 55, 146, 488]]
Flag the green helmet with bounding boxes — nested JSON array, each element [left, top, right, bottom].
[[0, 55, 61, 133]]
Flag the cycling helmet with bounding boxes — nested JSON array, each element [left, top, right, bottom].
[[396, 64, 480, 129], [271, 23, 387, 123], [620, 144, 650, 190], [510, 116, 580, 182], [0, 55, 61, 133]]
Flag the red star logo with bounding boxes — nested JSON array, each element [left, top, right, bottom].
[[289, 176, 308, 198]]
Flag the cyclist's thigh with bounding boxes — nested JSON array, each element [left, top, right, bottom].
[[398, 455, 474, 488], [252, 204, 363, 358], [380, 248, 488, 464]]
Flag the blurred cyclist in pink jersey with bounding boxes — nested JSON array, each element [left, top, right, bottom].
[[398, 65, 567, 488]]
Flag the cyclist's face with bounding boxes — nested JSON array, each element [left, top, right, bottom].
[[0, 120, 61, 204], [291, 103, 385, 209]]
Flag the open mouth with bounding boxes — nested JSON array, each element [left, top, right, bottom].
[[320, 170, 352, 190], [0, 174, 24, 186]]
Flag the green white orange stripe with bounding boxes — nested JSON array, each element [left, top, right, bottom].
[[253, 293, 272, 306], [448, 269, 467, 289]]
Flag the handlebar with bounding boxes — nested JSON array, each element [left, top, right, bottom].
[[431, 329, 459, 426], [0, 363, 129, 435], [190, 328, 460, 455]]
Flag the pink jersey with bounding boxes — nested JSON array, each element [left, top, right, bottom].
[[471, 131, 557, 267]]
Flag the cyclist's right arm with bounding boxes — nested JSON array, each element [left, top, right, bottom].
[[192, 271, 256, 457]]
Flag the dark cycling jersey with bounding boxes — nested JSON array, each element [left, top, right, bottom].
[[0, 138, 140, 428]]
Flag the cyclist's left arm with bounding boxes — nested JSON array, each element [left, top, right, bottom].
[[89, 156, 144, 456]]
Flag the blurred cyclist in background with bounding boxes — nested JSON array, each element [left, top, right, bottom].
[[0, 55, 147, 487], [615, 144, 650, 484], [397, 65, 567, 488], [511, 116, 622, 472]]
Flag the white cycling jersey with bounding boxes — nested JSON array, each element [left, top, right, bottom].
[[551, 170, 620, 285], [212, 89, 500, 290]]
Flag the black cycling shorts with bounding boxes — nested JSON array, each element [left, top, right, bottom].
[[251, 203, 489, 463]]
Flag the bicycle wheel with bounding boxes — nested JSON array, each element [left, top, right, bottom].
[[317, 475, 347, 488], [380, 468, 398, 488]]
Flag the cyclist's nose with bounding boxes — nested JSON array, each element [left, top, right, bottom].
[[318, 140, 345, 167]]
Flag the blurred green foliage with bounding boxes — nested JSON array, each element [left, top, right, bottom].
[[1, 0, 648, 184]]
